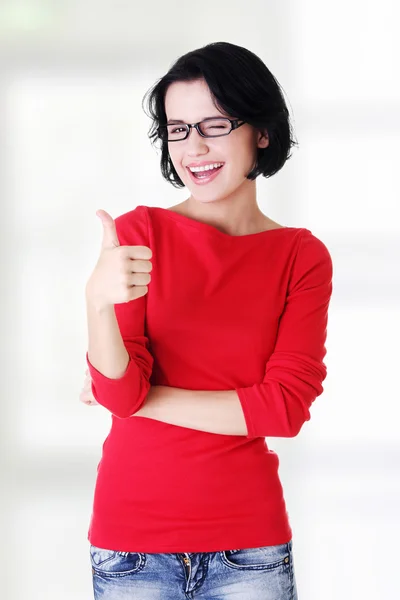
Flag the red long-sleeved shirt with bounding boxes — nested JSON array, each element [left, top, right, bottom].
[[86, 204, 333, 553]]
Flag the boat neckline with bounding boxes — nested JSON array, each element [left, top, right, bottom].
[[147, 206, 299, 240]]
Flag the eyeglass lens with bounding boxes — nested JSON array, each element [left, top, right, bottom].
[[164, 118, 232, 141]]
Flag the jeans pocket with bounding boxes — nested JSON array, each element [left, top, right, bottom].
[[220, 541, 291, 571], [90, 544, 146, 577]]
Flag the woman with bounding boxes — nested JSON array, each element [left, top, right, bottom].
[[83, 41, 333, 599]]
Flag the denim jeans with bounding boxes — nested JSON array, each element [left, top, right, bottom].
[[90, 539, 298, 599]]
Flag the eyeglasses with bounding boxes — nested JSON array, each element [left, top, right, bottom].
[[157, 117, 246, 142]]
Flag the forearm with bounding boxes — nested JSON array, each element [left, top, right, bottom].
[[85, 288, 129, 379], [135, 386, 248, 436]]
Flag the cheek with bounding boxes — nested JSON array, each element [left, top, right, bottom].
[[169, 151, 188, 179]]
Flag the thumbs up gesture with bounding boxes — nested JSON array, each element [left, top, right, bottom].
[[85, 209, 153, 310]]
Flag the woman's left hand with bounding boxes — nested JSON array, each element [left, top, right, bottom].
[[79, 368, 99, 406]]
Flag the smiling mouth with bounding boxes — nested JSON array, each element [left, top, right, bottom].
[[186, 164, 224, 182]]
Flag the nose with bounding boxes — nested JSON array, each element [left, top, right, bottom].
[[186, 127, 209, 156]]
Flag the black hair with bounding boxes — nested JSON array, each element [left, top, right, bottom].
[[141, 41, 298, 188]]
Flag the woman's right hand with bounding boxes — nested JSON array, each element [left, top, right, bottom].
[[85, 209, 153, 310]]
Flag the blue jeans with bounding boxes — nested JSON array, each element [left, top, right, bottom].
[[90, 539, 298, 599]]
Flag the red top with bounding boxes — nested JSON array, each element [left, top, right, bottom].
[[86, 204, 333, 553]]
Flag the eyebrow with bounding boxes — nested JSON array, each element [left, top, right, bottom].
[[166, 116, 224, 124]]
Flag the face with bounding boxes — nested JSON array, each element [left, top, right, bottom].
[[164, 79, 269, 204]]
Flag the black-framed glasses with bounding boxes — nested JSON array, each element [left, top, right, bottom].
[[157, 117, 246, 142]]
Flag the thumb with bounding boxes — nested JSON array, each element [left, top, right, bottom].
[[96, 210, 120, 249]]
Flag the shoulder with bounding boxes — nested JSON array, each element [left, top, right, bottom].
[[296, 229, 333, 266], [289, 229, 333, 290], [115, 204, 148, 224], [113, 205, 149, 245]]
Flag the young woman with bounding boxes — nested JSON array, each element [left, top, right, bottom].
[[83, 41, 333, 600]]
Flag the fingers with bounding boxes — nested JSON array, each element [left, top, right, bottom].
[[83, 376, 91, 392], [80, 390, 98, 405], [80, 369, 98, 405], [97, 209, 120, 250]]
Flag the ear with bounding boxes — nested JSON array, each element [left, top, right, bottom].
[[257, 129, 269, 149]]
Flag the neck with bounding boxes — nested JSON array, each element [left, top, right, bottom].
[[184, 181, 267, 236]]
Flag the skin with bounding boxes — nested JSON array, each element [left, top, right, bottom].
[[164, 78, 283, 236]]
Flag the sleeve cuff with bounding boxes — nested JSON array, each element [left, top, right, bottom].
[[235, 387, 259, 439], [86, 351, 133, 384]]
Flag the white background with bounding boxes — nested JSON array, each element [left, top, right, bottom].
[[1, 1, 399, 598]]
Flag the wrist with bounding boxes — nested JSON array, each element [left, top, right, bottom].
[[85, 283, 111, 314]]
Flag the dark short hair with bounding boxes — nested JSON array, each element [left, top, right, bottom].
[[142, 41, 298, 188]]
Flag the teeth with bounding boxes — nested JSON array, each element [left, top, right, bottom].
[[188, 163, 223, 173]]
